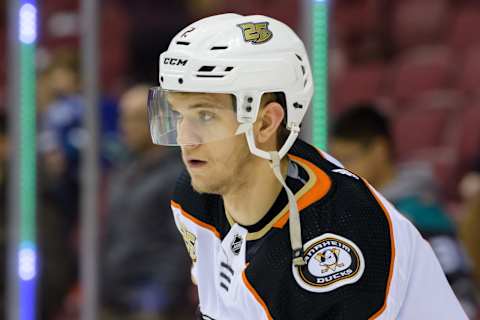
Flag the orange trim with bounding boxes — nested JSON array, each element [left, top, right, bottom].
[[272, 154, 332, 228], [242, 265, 273, 320], [171, 200, 221, 238], [364, 181, 396, 320]]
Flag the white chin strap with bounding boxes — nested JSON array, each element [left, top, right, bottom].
[[236, 123, 306, 266]]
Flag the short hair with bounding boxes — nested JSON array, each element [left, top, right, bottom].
[[331, 103, 392, 147]]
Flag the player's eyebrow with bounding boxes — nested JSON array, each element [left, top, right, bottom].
[[169, 102, 218, 112], [187, 103, 222, 110]]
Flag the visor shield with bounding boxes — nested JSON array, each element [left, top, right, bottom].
[[147, 87, 240, 146]]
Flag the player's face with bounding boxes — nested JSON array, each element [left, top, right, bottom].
[[168, 92, 254, 194]]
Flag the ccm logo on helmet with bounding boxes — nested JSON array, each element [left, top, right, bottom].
[[163, 58, 188, 66]]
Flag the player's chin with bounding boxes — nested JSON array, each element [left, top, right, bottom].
[[190, 177, 209, 193], [191, 178, 221, 195]]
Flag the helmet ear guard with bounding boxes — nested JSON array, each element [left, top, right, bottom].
[[234, 92, 263, 124]]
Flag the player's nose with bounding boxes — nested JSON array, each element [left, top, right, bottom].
[[177, 119, 202, 147]]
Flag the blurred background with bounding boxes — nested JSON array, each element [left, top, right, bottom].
[[1, 0, 480, 319]]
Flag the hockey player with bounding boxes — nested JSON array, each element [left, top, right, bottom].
[[147, 13, 468, 319]]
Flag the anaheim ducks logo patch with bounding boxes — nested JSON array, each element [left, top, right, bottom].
[[237, 22, 273, 44], [292, 233, 365, 293]]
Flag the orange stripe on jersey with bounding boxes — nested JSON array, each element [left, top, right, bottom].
[[272, 154, 332, 229], [363, 181, 396, 320], [242, 265, 273, 320], [171, 200, 221, 238]]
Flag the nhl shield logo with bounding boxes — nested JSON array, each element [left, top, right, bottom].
[[237, 22, 273, 44], [292, 233, 365, 293], [230, 234, 243, 256]]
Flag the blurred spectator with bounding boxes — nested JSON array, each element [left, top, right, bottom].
[[38, 53, 84, 226], [459, 159, 480, 291], [100, 85, 193, 320], [38, 50, 120, 227], [329, 104, 479, 318], [36, 49, 121, 319]]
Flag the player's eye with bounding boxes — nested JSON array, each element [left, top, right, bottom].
[[198, 110, 215, 122]]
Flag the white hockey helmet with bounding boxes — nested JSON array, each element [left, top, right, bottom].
[[148, 13, 313, 160]]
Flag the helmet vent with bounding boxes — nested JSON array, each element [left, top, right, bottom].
[[211, 46, 228, 50], [301, 65, 306, 75], [198, 66, 216, 72], [196, 74, 225, 78], [295, 54, 303, 61], [176, 41, 190, 46], [195, 65, 233, 78]]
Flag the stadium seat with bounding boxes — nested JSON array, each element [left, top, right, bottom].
[[393, 102, 452, 160], [331, 63, 385, 114], [389, 46, 453, 102], [100, 3, 130, 94], [456, 45, 480, 94], [392, 0, 450, 51], [449, 5, 480, 50], [404, 90, 465, 111], [333, 0, 380, 41]]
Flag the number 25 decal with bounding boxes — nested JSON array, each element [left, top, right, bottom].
[[238, 22, 273, 44]]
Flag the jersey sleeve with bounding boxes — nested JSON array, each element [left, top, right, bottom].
[[396, 235, 468, 319], [370, 188, 468, 320]]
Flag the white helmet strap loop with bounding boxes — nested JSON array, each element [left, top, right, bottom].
[[235, 122, 305, 266], [235, 123, 300, 160]]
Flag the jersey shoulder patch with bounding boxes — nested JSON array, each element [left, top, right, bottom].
[[292, 233, 365, 293]]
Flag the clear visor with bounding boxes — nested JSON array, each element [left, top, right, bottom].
[[147, 87, 240, 146]]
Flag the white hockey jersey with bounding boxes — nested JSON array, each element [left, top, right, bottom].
[[171, 139, 468, 319]]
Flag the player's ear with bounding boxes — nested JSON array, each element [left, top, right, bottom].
[[255, 101, 285, 144]]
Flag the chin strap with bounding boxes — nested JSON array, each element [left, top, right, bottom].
[[269, 152, 306, 267], [236, 122, 306, 266]]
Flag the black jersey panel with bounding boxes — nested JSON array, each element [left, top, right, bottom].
[[243, 144, 393, 320]]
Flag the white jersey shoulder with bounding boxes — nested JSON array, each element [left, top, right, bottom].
[[366, 186, 468, 320]]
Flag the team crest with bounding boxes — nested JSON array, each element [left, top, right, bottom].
[[237, 22, 273, 44], [292, 233, 365, 293], [179, 222, 197, 263]]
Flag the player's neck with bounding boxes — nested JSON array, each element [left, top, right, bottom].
[[223, 157, 289, 227]]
